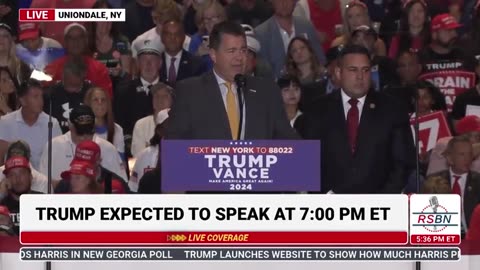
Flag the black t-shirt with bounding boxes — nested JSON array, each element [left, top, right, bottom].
[[451, 87, 480, 120], [1, 191, 42, 235], [227, 0, 273, 28], [44, 81, 92, 133], [418, 47, 476, 111]]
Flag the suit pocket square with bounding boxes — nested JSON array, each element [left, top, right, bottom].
[[249, 89, 257, 93]]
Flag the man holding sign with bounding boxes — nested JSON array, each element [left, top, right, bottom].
[[303, 45, 415, 194]]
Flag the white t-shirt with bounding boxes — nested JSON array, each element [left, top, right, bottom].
[[38, 132, 128, 182], [129, 145, 158, 192], [131, 115, 156, 158], [131, 27, 191, 58], [0, 109, 62, 170], [16, 37, 64, 71], [0, 164, 49, 194], [95, 123, 125, 157]]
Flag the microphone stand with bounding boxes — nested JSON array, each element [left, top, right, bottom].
[[413, 86, 421, 270], [235, 75, 246, 140], [46, 90, 53, 270]]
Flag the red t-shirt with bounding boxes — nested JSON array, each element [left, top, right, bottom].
[[44, 56, 113, 97], [307, 0, 342, 52]]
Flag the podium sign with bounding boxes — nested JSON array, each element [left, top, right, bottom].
[[161, 140, 320, 192]]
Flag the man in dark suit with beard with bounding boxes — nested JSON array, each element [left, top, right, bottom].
[[166, 21, 297, 140], [303, 44, 415, 194]]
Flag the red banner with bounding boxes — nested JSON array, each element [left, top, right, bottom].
[[419, 70, 476, 112], [20, 231, 408, 245], [410, 111, 452, 154]]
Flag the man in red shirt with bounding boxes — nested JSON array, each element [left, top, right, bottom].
[[44, 23, 113, 97]]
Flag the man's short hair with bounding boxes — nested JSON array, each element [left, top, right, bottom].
[[18, 78, 42, 98], [443, 135, 472, 157], [209, 21, 245, 50], [338, 44, 371, 65]]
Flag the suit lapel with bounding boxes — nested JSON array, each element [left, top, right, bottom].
[[243, 78, 261, 139], [464, 172, 479, 225], [204, 71, 232, 139], [177, 50, 190, 81], [160, 53, 167, 82], [355, 93, 377, 156], [270, 18, 286, 61], [331, 91, 352, 160]]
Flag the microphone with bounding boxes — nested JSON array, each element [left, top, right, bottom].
[[429, 196, 439, 231], [429, 196, 439, 213], [234, 74, 247, 89], [234, 74, 246, 140]]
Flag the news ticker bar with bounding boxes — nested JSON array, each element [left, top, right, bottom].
[[20, 247, 460, 261], [19, 194, 461, 246]]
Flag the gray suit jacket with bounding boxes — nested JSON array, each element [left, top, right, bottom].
[[255, 16, 325, 78], [166, 71, 299, 140]]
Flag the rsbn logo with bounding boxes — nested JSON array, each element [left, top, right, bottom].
[[412, 196, 459, 232]]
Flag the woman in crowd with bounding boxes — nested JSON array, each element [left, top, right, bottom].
[[277, 75, 303, 133], [189, 0, 227, 69], [388, 0, 430, 58], [90, 0, 131, 80], [132, 109, 169, 193], [285, 37, 324, 87], [83, 87, 125, 161], [331, 0, 386, 56], [0, 67, 17, 117], [131, 82, 173, 157], [411, 81, 447, 118], [61, 160, 103, 194], [0, 23, 31, 84]]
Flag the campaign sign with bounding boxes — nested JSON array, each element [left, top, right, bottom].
[[410, 111, 452, 154], [161, 140, 320, 192], [419, 70, 476, 112]]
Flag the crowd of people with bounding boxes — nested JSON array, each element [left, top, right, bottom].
[[0, 0, 479, 240]]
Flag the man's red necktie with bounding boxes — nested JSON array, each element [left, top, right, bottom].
[[452, 175, 462, 196], [347, 98, 359, 153]]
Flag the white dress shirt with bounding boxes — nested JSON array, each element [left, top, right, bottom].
[[165, 50, 182, 79], [213, 69, 246, 140], [131, 115, 156, 157], [341, 89, 366, 121], [139, 77, 160, 95], [129, 145, 159, 192], [276, 20, 296, 52]]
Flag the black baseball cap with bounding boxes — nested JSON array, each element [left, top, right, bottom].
[[326, 45, 344, 66], [69, 105, 95, 135], [6, 140, 31, 161], [0, 23, 13, 36]]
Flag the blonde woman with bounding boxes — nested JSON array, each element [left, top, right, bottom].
[[331, 0, 386, 56], [189, 0, 227, 67], [0, 23, 31, 84]]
